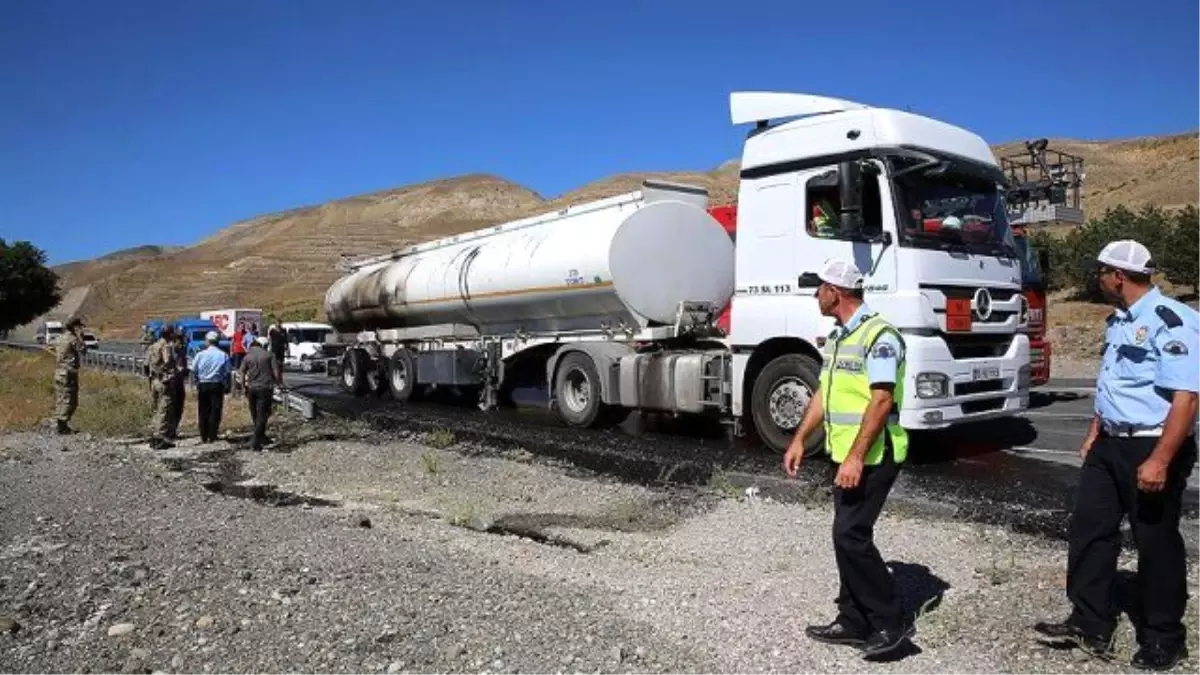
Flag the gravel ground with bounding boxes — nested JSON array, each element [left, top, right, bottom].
[[1050, 355, 1100, 381], [1, 427, 1196, 674]]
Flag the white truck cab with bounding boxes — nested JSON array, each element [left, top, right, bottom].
[[282, 321, 334, 372], [726, 92, 1029, 449]]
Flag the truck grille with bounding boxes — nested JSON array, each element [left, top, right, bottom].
[[943, 333, 1015, 359], [922, 284, 1020, 324], [955, 380, 1005, 396]]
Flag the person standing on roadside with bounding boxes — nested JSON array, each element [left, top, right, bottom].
[[51, 317, 87, 434], [782, 258, 914, 660], [144, 325, 179, 449], [1034, 240, 1198, 670], [238, 336, 279, 451], [268, 318, 288, 384], [192, 331, 231, 443], [231, 321, 247, 397], [167, 331, 188, 440]]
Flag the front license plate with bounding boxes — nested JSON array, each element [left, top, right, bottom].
[[972, 366, 1000, 381]]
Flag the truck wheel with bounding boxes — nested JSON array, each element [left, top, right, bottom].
[[340, 349, 368, 397], [750, 353, 824, 456], [386, 349, 416, 402], [553, 352, 605, 428]]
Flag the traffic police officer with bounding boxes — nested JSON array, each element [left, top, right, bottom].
[[1035, 240, 1198, 671], [783, 258, 914, 659]]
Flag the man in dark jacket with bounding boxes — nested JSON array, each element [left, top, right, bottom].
[[238, 336, 278, 451]]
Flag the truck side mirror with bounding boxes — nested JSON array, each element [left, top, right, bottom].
[[836, 160, 865, 237]]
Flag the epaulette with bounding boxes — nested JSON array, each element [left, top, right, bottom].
[[1155, 305, 1183, 328]]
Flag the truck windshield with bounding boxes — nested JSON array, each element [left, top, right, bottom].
[[1012, 235, 1044, 288], [890, 158, 1016, 258]]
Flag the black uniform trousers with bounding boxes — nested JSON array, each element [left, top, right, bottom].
[[245, 387, 273, 450], [196, 382, 225, 443], [1067, 432, 1196, 645], [832, 439, 904, 633]]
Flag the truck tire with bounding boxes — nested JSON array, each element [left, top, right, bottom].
[[340, 349, 368, 397], [750, 353, 824, 456], [385, 348, 417, 402], [553, 352, 605, 428]]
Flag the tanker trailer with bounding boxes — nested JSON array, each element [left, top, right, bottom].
[[324, 180, 741, 427]]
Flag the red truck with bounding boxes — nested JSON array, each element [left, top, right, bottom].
[[706, 204, 1051, 386], [1011, 225, 1051, 386]]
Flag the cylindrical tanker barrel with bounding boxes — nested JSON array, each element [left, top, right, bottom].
[[324, 191, 735, 337]]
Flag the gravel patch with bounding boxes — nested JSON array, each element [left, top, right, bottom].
[[1, 429, 1196, 673]]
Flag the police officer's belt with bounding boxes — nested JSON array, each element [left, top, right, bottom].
[[1100, 420, 1164, 438]]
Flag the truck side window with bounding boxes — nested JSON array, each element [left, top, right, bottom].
[[804, 171, 883, 240], [805, 171, 841, 239]]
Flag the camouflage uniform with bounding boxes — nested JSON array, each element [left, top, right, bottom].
[[53, 329, 84, 432], [145, 336, 179, 446]]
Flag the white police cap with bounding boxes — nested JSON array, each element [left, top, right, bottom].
[[205, 331, 220, 343], [1097, 239, 1155, 275], [817, 258, 865, 290]]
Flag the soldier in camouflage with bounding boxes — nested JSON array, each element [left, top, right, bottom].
[[52, 317, 87, 434], [144, 325, 180, 449]]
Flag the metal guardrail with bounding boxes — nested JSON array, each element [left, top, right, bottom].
[[1, 339, 317, 420]]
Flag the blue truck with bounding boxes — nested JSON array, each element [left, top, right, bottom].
[[141, 317, 233, 368]]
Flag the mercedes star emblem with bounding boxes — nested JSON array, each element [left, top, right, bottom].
[[973, 288, 993, 321]]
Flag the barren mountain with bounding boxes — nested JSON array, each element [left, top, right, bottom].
[[31, 131, 1199, 338]]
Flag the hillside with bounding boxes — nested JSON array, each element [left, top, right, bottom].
[[30, 131, 1199, 338]]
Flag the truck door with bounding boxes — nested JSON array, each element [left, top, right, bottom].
[[794, 162, 898, 303]]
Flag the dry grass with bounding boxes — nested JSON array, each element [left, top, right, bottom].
[[0, 349, 253, 438]]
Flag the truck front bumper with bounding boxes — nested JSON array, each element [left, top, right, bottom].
[[899, 332, 1030, 429]]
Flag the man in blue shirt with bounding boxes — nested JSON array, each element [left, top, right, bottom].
[[192, 331, 231, 443], [1035, 240, 1199, 670]]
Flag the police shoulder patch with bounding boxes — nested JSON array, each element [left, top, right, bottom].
[[871, 341, 897, 359], [1162, 340, 1189, 356], [1156, 305, 1183, 328]]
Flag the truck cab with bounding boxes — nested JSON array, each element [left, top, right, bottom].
[[726, 92, 1030, 450]]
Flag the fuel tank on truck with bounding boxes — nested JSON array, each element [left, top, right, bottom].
[[323, 181, 736, 337]]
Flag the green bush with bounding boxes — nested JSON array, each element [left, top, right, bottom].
[[1033, 205, 1197, 297]]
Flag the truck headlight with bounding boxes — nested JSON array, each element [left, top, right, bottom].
[[915, 372, 949, 398]]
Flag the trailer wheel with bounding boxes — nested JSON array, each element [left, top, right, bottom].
[[553, 352, 605, 428], [386, 349, 417, 402], [750, 353, 824, 456], [340, 349, 368, 397]]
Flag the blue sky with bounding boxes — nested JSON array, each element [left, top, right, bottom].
[[2, 0, 1196, 265]]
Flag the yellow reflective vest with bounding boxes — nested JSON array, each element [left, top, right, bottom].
[[818, 313, 909, 465]]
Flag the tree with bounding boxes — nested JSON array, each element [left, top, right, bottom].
[[0, 239, 62, 332], [1160, 206, 1198, 293]]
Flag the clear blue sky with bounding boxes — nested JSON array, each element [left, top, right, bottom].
[[2, 0, 1196, 265]]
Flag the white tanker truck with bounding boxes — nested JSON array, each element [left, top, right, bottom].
[[321, 91, 1031, 455]]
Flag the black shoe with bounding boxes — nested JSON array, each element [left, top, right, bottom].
[[1132, 641, 1188, 671], [805, 619, 869, 648], [861, 624, 916, 658], [55, 421, 73, 435], [1035, 619, 1115, 661]]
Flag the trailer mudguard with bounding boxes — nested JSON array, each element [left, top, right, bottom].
[[545, 342, 635, 406]]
